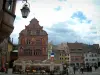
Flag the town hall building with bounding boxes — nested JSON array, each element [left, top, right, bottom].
[[18, 18, 48, 61]]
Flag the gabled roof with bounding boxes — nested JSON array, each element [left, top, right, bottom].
[[83, 44, 99, 53], [67, 42, 83, 49], [52, 43, 69, 53]]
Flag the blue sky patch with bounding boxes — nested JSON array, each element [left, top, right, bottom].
[[71, 11, 92, 24], [54, 6, 62, 11], [71, 11, 86, 21], [87, 20, 92, 24]]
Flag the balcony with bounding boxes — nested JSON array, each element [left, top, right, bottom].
[[0, 9, 16, 43]]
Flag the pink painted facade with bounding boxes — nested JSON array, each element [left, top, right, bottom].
[[18, 18, 48, 61]]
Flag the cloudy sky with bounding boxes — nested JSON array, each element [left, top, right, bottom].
[[10, 0, 100, 45]]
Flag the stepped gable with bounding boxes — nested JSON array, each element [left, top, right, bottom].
[[28, 17, 42, 29], [19, 29, 25, 36], [19, 18, 48, 35]]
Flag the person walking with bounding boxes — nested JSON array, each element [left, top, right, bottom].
[[66, 68, 69, 75], [73, 66, 76, 74], [80, 66, 84, 74], [68, 66, 73, 74]]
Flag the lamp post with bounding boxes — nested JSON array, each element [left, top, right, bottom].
[[20, 0, 30, 18], [21, 2, 30, 18], [6, 0, 30, 18]]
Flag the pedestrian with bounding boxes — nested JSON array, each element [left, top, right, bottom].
[[86, 65, 89, 72], [66, 68, 69, 75], [90, 66, 92, 72], [92, 66, 95, 72], [73, 66, 76, 74], [80, 66, 84, 74], [68, 66, 73, 74]]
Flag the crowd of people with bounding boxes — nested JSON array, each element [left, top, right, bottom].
[[67, 65, 99, 75], [0, 64, 99, 75]]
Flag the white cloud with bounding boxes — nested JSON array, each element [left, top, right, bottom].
[[11, 0, 100, 44]]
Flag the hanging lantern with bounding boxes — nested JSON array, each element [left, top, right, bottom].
[[21, 3, 30, 18]]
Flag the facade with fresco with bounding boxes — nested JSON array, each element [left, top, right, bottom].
[[18, 18, 48, 61]]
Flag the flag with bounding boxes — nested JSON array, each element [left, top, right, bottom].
[[51, 52, 54, 57], [50, 52, 54, 62]]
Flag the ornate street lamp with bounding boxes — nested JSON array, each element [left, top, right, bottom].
[[21, 1, 30, 18]]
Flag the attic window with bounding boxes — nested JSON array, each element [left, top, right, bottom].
[[27, 30, 31, 35], [36, 30, 40, 35], [78, 49, 82, 50], [71, 49, 75, 51]]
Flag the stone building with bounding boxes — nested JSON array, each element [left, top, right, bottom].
[[53, 43, 70, 64], [18, 18, 48, 61], [0, 0, 16, 43], [0, 38, 8, 69], [83, 44, 99, 66], [67, 42, 84, 66]]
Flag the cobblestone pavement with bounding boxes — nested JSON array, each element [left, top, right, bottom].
[[0, 68, 100, 75]]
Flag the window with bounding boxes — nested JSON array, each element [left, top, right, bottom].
[[60, 54, 61, 56], [91, 54, 93, 57], [71, 49, 75, 51], [24, 49, 32, 56], [34, 49, 42, 56], [36, 40, 41, 45], [85, 59, 88, 61], [89, 55, 92, 57], [5, 0, 14, 12], [78, 49, 82, 50], [27, 30, 32, 35], [71, 58, 74, 61], [97, 58, 99, 61], [26, 39, 31, 45], [85, 54, 87, 57], [75, 58, 78, 61], [95, 54, 97, 57], [92, 59, 95, 61], [36, 30, 40, 35]]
